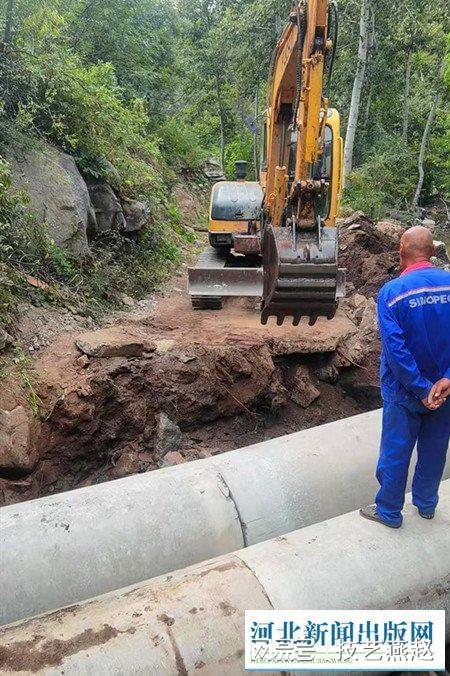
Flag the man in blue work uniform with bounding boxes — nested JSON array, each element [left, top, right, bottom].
[[360, 226, 450, 528]]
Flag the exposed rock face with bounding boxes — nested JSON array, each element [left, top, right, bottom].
[[7, 144, 94, 256], [88, 184, 126, 234], [75, 328, 154, 358], [155, 413, 183, 457], [333, 298, 379, 370], [0, 406, 37, 474], [203, 157, 226, 182], [290, 365, 321, 408], [121, 198, 150, 233]]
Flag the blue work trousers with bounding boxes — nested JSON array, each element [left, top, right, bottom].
[[375, 397, 450, 526]]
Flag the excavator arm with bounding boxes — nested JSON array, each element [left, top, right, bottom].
[[260, 0, 345, 325]]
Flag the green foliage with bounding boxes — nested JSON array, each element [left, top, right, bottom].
[[0, 1, 205, 327], [12, 346, 43, 416], [343, 139, 418, 220], [157, 119, 207, 171], [224, 132, 255, 180], [0, 0, 447, 306], [339, 0, 448, 211]]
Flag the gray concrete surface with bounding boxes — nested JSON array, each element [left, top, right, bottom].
[[1, 482, 449, 674], [1, 408, 449, 624]]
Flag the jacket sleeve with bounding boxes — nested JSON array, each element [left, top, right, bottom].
[[377, 291, 433, 400], [445, 366, 450, 380]]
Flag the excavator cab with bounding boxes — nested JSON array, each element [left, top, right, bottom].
[[208, 172, 263, 255]]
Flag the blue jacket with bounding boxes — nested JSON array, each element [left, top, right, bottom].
[[377, 264, 450, 403]]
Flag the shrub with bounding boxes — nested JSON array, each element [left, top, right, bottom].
[[157, 119, 207, 171], [343, 136, 418, 220]]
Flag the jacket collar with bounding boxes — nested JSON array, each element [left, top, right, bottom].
[[400, 261, 433, 276]]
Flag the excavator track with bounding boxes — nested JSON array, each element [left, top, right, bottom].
[[191, 296, 224, 310], [261, 223, 343, 326]]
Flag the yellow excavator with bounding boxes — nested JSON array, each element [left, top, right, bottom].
[[188, 0, 345, 325]]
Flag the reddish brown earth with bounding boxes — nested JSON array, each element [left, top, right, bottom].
[[0, 213, 407, 505]]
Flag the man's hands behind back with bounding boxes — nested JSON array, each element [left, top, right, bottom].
[[423, 377, 450, 410]]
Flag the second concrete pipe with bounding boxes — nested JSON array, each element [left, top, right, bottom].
[[1, 408, 449, 624]]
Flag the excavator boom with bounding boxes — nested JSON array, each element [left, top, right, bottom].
[[260, 0, 344, 324]]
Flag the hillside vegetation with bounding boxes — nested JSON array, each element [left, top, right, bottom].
[[0, 0, 448, 330]]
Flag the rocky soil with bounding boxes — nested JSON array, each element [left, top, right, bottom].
[[1, 213, 448, 506]]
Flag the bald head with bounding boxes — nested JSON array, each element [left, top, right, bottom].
[[400, 226, 435, 269]]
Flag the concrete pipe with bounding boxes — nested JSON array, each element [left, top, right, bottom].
[[1, 483, 449, 674], [1, 408, 449, 625]]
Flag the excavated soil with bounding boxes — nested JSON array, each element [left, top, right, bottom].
[[0, 212, 414, 506]]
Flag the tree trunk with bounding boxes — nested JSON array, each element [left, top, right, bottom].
[[4, 0, 14, 44], [411, 60, 445, 212], [363, 82, 372, 130], [343, 0, 372, 178], [402, 48, 413, 143], [411, 95, 440, 212], [215, 72, 225, 174], [253, 83, 259, 180]]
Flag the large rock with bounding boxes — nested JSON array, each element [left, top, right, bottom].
[[88, 184, 126, 235], [333, 298, 378, 369], [155, 412, 182, 456], [0, 406, 37, 474], [75, 328, 154, 358], [433, 240, 449, 263], [203, 158, 226, 182], [0, 328, 14, 352], [111, 449, 141, 479], [375, 220, 405, 242], [161, 451, 186, 467], [290, 365, 320, 408], [7, 144, 95, 257], [121, 197, 150, 233]]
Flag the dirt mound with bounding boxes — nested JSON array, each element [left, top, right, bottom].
[[0, 211, 405, 506], [338, 213, 404, 298]]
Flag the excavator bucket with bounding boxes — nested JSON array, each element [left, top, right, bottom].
[[261, 224, 345, 326]]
